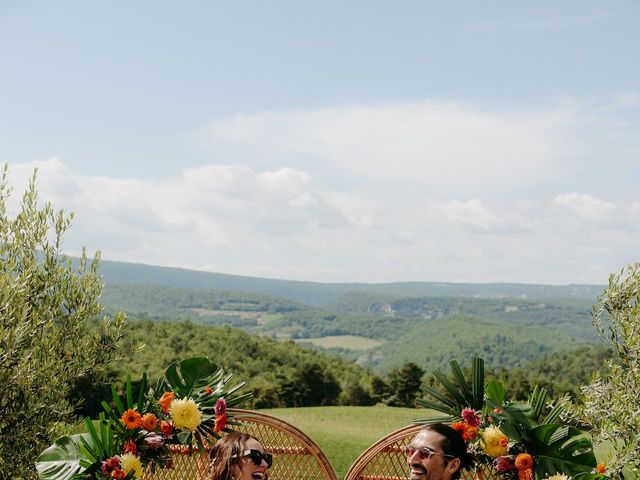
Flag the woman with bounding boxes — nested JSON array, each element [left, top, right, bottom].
[[208, 432, 273, 480]]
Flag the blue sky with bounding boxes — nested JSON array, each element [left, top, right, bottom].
[[1, 1, 639, 284]]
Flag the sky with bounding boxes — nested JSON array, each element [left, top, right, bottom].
[[1, 1, 639, 284]]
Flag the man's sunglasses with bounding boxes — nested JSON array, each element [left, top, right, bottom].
[[232, 449, 273, 468], [404, 445, 454, 460]]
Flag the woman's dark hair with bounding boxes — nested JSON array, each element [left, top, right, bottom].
[[208, 432, 266, 480], [422, 424, 474, 480]]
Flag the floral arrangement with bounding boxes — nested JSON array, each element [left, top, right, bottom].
[[415, 358, 606, 480], [36, 357, 252, 480]]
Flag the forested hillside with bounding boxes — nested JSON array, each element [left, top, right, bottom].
[[100, 283, 598, 373], [98, 258, 602, 306]]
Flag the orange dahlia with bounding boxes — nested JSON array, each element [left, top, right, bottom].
[[596, 464, 606, 475], [203, 386, 214, 395], [514, 453, 533, 470], [158, 391, 175, 414], [464, 425, 478, 441], [141, 413, 158, 431], [121, 409, 142, 429]]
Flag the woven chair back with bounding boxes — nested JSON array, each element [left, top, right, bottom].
[[344, 424, 498, 480], [143, 408, 338, 480]]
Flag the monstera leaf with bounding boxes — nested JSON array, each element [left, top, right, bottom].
[[525, 423, 597, 478], [35, 433, 92, 480], [164, 356, 225, 397], [415, 357, 485, 422]]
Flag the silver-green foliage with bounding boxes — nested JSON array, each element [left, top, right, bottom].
[[579, 263, 640, 477], [0, 166, 128, 479]]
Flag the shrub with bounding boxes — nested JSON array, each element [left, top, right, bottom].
[[0, 167, 129, 479]]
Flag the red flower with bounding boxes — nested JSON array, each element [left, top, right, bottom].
[[121, 409, 142, 429], [158, 391, 175, 414], [214, 414, 228, 432], [499, 437, 508, 447], [596, 464, 606, 475], [493, 456, 516, 472], [160, 420, 173, 437], [101, 456, 121, 475], [141, 413, 158, 431], [111, 469, 126, 480], [122, 439, 137, 455], [203, 386, 214, 395], [461, 408, 481, 427], [215, 398, 227, 416]]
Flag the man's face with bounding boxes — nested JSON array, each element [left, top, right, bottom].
[[406, 430, 460, 480]]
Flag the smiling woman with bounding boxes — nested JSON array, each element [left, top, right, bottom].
[[208, 433, 272, 480]]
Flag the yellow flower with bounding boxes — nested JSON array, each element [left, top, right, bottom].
[[120, 453, 143, 478], [481, 426, 509, 458], [546, 475, 569, 480], [169, 398, 202, 431]]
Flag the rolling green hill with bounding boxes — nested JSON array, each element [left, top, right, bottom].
[[94, 259, 604, 376], [98, 258, 603, 307]]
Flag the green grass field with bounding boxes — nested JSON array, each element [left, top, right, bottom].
[[260, 405, 420, 479], [294, 335, 383, 350]]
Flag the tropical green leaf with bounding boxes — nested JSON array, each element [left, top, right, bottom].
[[528, 385, 548, 419], [450, 360, 472, 401], [418, 384, 457, 409], [485, 379, 507, 406], [416, 357, 486, 420], [432, 370, 467, 406], [164, 357, 222, 397], [35, 434, 92, 480], [471, 357, 485, 410], [415, 398, 455, 414], [526, 424, 597, 478]]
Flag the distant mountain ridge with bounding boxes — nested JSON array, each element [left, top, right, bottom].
[[98, 258, 604, 307]]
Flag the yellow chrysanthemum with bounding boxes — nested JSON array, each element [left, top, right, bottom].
[[120, 453, 143, 479], [169, 398, 202, 431], [546, 475, 569, 480], [481, 426, 508, 458]]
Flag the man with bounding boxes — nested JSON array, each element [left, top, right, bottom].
[[406, 423, 471, 480]]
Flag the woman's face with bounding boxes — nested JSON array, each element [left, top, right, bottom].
[[232, 438, 271, 480]]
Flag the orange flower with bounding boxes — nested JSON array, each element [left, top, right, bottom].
[[451, 421, 467, 437], [203, 386, 214, 395], [464, 425, 478, 441], [122, 439, 137, 455], [596, 464, 606, 474], [499, 437, 508, 447], [158, 391, 175, 414], [515, 453, 533, 470], [121, 409, 142, 429], [214, 414, 228, 432], [141, 413, 158, 431], [517, 468, 533, 480]]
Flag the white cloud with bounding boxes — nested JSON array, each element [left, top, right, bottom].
[[554, 193, 615, 223], [5, 96, 639, 285]]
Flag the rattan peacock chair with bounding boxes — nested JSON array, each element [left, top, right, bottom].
[[344, 424, 499, 480], [143, 408, 338, 480]]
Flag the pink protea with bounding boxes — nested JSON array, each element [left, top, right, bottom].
[[215, 397, 227, 416], [461, 408, 481, 427], [144, 433, 164, 449], [493, 456, 516, 472]]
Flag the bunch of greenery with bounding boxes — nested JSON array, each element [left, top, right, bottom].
[[0, 167, 131, 479], [415, 358, 602, 480], [576, 263, 640, 477]]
